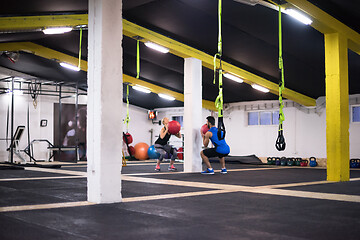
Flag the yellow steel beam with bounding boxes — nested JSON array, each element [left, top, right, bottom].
[[0, 14, 88, 32], [0, 42, 216, 111], [0, 42, 88, 71], [285, 0, 360, 54], [0, 14, 316, 106], [325, 32, 350, 181], [122, 19, 316, 106]]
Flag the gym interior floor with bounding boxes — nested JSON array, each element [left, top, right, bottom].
[[0, 161, 360, 240]]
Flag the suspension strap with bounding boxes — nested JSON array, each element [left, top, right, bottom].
[[124, 39, 141, 131], [124, 84, 130, 131], [276, 6, 286, 151], [213, 0, 226, 140], [136, 39, 140, 79], [78, 28, 83, 70]]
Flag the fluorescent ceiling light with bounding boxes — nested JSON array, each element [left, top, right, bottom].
[[223, 73, 244, 83], [144, 42, 169, 53], [60, 62, 80, 71], [43, 27, 73, 34], [252, 84, 269, 93], [284, 9, 312, 25], [132, 85, 151, 93], [158, 93, 175, 101]]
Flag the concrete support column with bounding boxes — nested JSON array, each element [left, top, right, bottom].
[[87, 0, 123, 203], [325, 32, 349, 181], [184, 58, 202, 172]]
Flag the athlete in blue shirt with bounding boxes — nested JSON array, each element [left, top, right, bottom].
[[200, 116, 230, 174]]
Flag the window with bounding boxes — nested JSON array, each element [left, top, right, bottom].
[[272, 111, 279, 125], [352, 106, 360, 123], [248, 112, 258, 125], [248, 111, 279, 126], [260, 112, 272, 125], [172, 116, 183, 127]]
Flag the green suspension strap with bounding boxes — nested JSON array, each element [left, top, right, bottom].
[[214, 0, 225, 140], [124, 84, 130, 130], [124, 39, 140, 132], [136, 39, 140, 79], [78, 28, 82, 70], [275, 6, 286, 151]]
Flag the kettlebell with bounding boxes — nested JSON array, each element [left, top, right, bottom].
[[280, 157, 287, 166], [296, 158, 302, 166], [275, 157, 281, 166], [350, 159, 357, 168], [309, 157, 317, 167], [287, 157, 294, 166], [300, 160, 308, 167], [267, 157, 273, 165]]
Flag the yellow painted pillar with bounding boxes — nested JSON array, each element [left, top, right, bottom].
[[325, 32, 349, 181]]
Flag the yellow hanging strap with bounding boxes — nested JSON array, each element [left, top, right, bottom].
[[124, 39, 140, 131], [275, 5, 286, 151], [213, 0, 226, 140], [136, 39, 140, 79], [124, 84, 130, 130], [78, 28, 82, 70]]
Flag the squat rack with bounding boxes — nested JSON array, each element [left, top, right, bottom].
[[0, 76, 87, 164]]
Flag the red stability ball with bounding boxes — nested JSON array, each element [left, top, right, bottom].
[[201, 124, 210, 134], [168, 120, 181, 135], [134, 142, 149, 160], [123, 133, 133, 144]]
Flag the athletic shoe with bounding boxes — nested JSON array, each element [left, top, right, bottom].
[[168, 166, 177, 171], [220, 168, 227, 174], [201, 168, 214, 175], [155, 166, 161, 172]]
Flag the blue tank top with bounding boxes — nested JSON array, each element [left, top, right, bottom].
[[209, 127, 230, 154]]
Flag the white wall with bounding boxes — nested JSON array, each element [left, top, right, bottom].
[[2, 89, 359, 162], [224, 106, 327, 158], [0, 93, 55, 161], [157, 98, 360, 159], [0, 86, 153, 162], [223, 98, 360, 159]]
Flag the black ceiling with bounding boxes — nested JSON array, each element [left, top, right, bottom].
[[0, 0, 359, 109]]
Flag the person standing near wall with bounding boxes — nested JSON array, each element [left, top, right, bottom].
[[200, 116, 230, 174], [154, 117, 181, 171]]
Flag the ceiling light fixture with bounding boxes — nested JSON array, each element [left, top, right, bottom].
[[43, 27, 73, 35], [223, 73, 244, 83], [144, 42, 169, 53], [132, 85, 151, 93], [252, 84, 270, 93], [60, 62, 80, 71], [284, 9, 312, 25], [158, 93, 175, 101]]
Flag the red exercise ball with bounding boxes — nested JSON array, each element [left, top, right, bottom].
[[134, 142, 149, 160], [168, 120, 181, 135], [128, 146, 135, 156], [177, 147, 184, 160], [201, 124, 210, 134], [123, 133, 133, 144]]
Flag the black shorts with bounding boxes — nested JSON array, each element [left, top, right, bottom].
[[203, 148, 228, 158]]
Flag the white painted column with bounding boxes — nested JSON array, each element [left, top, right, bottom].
[[87, 0, 123, 203], [184, 58, 202, 172]]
